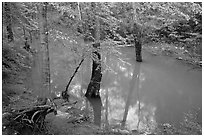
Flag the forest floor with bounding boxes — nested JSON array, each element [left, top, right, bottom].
[[2, 41, 201, 135], [44, 103, 135, 135]]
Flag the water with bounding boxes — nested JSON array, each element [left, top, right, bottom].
[[42, 45, 201, 132], [99, 46, 201, 131]]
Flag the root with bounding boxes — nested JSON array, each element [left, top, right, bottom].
[[3, 105, 55, 135]]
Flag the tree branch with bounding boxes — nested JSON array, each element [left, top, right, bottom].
[[65, 58, 84, 92], [61, 58, 84, 101]]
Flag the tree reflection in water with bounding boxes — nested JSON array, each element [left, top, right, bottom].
[[62, 47, 201, 134], [99, 54, 157, 133]]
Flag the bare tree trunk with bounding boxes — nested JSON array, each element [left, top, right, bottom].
[[134, 32, 142, 62], [29, 31, 32, 43], [61, 2, 87, 102], [105, 89, 109, 129], [23, 26, 26, 38], [77, 2, 82, 21], [61, 59, 84, 101], [85, 2, 102, 127], [132, 3, 142, 62], [38, 2, 50, 105], [4, 2, 14, 42], [85, 42, 102, 126]]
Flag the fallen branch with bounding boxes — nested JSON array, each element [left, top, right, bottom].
[[62, 58, 84, 101], [3, 105, 55, 135], [65, 58, 84, 92]]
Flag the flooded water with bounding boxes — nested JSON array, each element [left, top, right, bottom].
[[47, 46, 201, 132], [97, 46, 202, 131]]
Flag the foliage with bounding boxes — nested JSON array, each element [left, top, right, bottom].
[[2, 2, 38, 36], [2, 40, 33, 105], [2, 2, 202, 135]]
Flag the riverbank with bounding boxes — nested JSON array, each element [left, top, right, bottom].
[[143, 42, 202, 69]]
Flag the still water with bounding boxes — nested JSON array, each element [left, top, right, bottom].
[[54, 46, 201, 132], [91, 46, 201, 131]]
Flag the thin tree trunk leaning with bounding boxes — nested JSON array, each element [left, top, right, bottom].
[[65, 59, 84, 93], [85, 2, 103, 127], [121, 62, 141, 128], [61, 3, 86, 101], [38, 2, 50, 105], [4, 2, 14, 42], [61, 58, 84, 101], [132, 2, 142, 62]]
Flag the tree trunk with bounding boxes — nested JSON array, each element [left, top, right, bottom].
[[77, 2, 82, 21], [4, 2, 14, 42], [105, 88, 109, 129], [23, 26, 26, 38], [61, 58, 84, 101], [85, 2, 102, 127], [85, 43, 102, 126], [121, 63, 141, 128], [29, 31, 32, 43], [38, 2, 50, 105], [133, 31, 142, 62], [77, 3, 91, 114], [132, 3, 142, 62]]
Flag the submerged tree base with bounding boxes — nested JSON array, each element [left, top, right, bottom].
[[134, 40, 142, 62], [136, 56, 142, 62], [85, 82, 102, 127]]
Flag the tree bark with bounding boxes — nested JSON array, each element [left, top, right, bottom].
[[77, 2, 82, 21], [105, 89, 109, 129], [38, 2, 50, 105], [85, 43, 102, 126], [85, 2, 102, 127], [29, 31, 32, 43], [132, 3, 142, 62], [61, 58, 84, 101], [4, 2, 14, 42]]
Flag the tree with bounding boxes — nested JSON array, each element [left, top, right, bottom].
[[132, 2, 143, 62], [37, 2, 51, 105], [84, 2, 103, 126], [3, 2, 39, 43], [3, 2, 14, 42]]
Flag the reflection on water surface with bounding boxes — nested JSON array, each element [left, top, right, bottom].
[[54, 47, 202, 132], [101, 47, 201, 132]]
